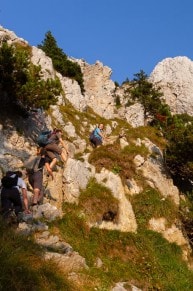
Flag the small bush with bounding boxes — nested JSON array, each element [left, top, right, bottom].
[[0, 42, 61, 119]]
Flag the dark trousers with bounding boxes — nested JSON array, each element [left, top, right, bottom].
[[91, 137, 102, 147], [1, 187, 22, 215]]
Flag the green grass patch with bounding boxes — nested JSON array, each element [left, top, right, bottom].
[[121, 143, 149, 157], [108, 118, 166, 150], [131, 187, 178, 228], [128, 125, 167, 151], [55, 206, 193, 290]]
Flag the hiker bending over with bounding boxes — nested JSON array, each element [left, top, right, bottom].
[[44, 129, 69, 168], [1, 171, 24, 218], [14, 171, 31, 214], [90, 124, 105, 147], [26, 148, 53, 206]]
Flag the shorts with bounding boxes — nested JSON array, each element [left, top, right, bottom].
[[45, 143, 62, 159], [46, 150, 58, 160], [28, 171, 43, 191]]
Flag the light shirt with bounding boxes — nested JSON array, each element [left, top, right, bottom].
[[10, 174, 27, 190]]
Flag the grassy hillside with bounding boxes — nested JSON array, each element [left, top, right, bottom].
[[50, 200, 193, 290], [0, 218, 75, 291]]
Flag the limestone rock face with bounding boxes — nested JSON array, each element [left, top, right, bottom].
[[0, 26, 146, 126], [150, 56, 193, 115], [80, 60, 116, 119], [115, 84, 145, 127], [95, 168, 137, 233], [31, 46, 56, 80], [133, 138, 180, 205], [0, 26, 28, 45], [57, 74, 87, 111], [63, 158, 95, 203], [124, 103, 144, 127]]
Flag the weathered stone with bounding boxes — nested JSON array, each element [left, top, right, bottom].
[[150, 56, 193, 116], [63, 158, 94, 203], [95, 168, 137, 232], [44, 251, 87, 272]]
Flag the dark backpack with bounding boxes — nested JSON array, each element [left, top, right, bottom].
[[1, 172, 18, 189], [37, 130, 52, 147]]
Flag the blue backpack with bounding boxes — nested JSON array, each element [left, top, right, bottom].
[[37, 130, 52, 147]]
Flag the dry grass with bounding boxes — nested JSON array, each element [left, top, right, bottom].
[[88, 142, 142, 181]]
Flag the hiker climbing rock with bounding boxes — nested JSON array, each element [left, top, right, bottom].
[[1, 171, 24, 222], [14, 170, 31, 214], [89, 123, 106, 147], [25, 148, 53, 207], [43, 128, 69, 168]]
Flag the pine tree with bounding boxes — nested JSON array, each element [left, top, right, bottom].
[[129, 70, 166, 121], [38, 31, 85, 94]]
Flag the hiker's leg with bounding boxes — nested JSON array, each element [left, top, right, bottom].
[[95, 138, 102, 147], [1, 188, 12, 213], [32, 188, 40, 205], [45, 144, 67, 164], [38, 189, 44, 205], [10, 188, 23, 215], [61, 149, 67, 163], [50, 157, 57, 169], [32, 172, 43, 205]]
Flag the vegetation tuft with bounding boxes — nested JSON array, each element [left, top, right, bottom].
[[130, 186, 178, 229], [88, 141, 148, 182]]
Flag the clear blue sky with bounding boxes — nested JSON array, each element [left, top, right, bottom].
[[1, 0, 193, 84]]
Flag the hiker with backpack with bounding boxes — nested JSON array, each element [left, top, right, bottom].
[[13, 170, 31, 214], [89, 123, 105, 147], [25, 147, 53, 206], [43, 129, 69, 167], [1, 171, 30, 220]]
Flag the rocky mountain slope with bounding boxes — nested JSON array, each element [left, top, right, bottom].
[[150, 56, 193, 116], [1, 26, 193, 290]]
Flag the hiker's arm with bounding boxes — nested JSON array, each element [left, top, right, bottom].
[[45, 162, 54, 180], [98, 130, 106, 140], [59, 138, 69, 154]]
